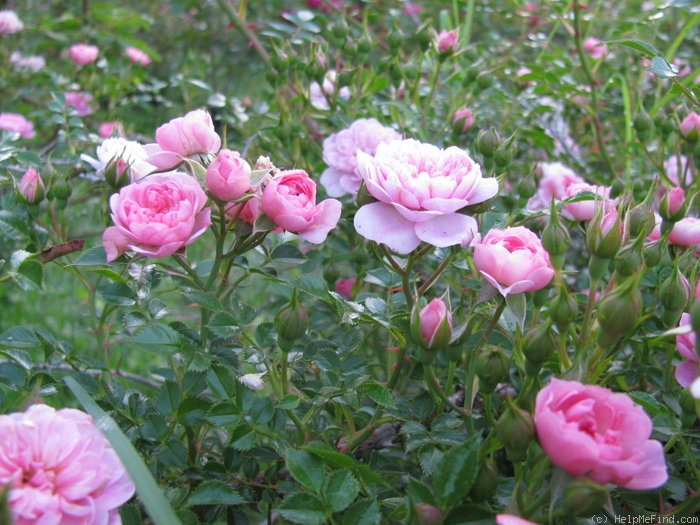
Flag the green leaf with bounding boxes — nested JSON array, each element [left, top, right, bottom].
[[303, 441, 355, 468], [205, 403, 240, 426], [297, 274, 329, 300], [186, 480, 245, 506], [206, 312, 241, 338], [433, 435, 480, 509], [271, 243, 307, 263], [504, 293, 526, 332], [129, 324, 181, 355], [14, 258, 43, 290], [286, 449, 327, 491], [340, 499, 381, 525], [607, 38, 663, 58], [64, 376, 182, 525], [323, 470, 360, 512], [182, 288, 223, 312], [73, 246, 108, 265], [358, 381, 394, 407], [649, 56, 678, 78], [154, 380, 181, 416], [98, 282, 137, 306], [0, 211, 32, 240], [0, 361, 26, 389], [278, 492, 327, 525], [0, 327, 39, 350]]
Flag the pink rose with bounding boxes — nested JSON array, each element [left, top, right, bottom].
[[335, 277, 356, 299], [0, 112, 35, 138], [0, 10, 23, 34], [205, 149, 251, 202], [354, 139, 498, 253], [526, 162, 585, 212], [98, 121, 123, 138], [472, 226, 554, 296], [561, 182, 616, 221], [261, 169, 341, 243], [657, 186, 686, 221], [453, 107, 475, 133], [17, 168, 45, 204], [669, 217, 700, 248], [676, 313, 699, 387], [419, 298, 453, 349], [125, 46, 152, 65], [67, 43, 99, 65], [496, 515, 538, 525], [680, 112, 700, 141], [320, 118, 401, 197], [435, 29, 459, 54], [583, 37, 607, 59], [154, 109, 221, 160], [664, 155, 694, 186], [104, 172, 212, 261], [535, 379, 668, 490], [64, 91, 93, 116], [0, 404, 134, 525]]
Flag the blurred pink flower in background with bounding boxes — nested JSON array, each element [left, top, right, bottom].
[[67, 43, 99, 65], [561, 182, 616, 221], [10, 51, 45, 72], [675, 313, 699, 387], [497, 515, 538, 525], [98, 121, 124, 138], [261, 169, 342, 244], [0, 10, 24, 34], [205, 149, 251, 202], [583, 37, 608, 59], [472, 226, 554, 296], [320, 118, 401, 197], [354, 139, 498, 253], [104, 172, 212, 261], [125, 46, 152, 65], [663, 155, 694, 186], [64, 91, 94, 116], [0, 404, 134, 524], [435, 29, 459, 54], [0, 112, 35, 138], [526, 162, 585, 212], [309, 70, 351, 110], [535, 378, 668, 489], [335, 277, 356, 299]]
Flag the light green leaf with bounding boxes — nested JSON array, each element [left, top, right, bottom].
[[303, 441, 355, 468]]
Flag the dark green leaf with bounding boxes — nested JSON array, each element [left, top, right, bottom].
[[15, 258, 43, 290], [607, 38, 663, 58], [73, 246, 108, 265], [186, 480, 245, 506], [129, 324, 181, 354], [182, 288, 223, 312], [286, 449, 326, 491], [303, 441, 355, 468], [323, 470, 360, 512], [359, 381, 394, 407], [278, 492, 327, 525], [0, 327, 39, 350], [98, 282, 137, 306], [0, 362, 26, 389], [0, 211, 32, 240], [340, 499, 381, 525], [154, 380, 181, 416], [206, 312, 241, 338], [433, 435, 481, 509], [271, 243, 307, 263]]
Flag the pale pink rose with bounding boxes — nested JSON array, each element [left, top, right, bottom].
[[125, 46, 152, 65], [664, 155, 694, 186], [561, 182, 616, 221], [453, 107, 475, 132], [680, 112, 700, 141], [0, 404, 134, 525], [435, 29, 459, 54], [535, 379, 668, 490], [335, 277, 356, 299], [105, 172, 212, 261], [67, 43, 99, 65], [154, 109, 221, 160], [0, 10, 23, 34], [10, 51, 45, 72], [526, 162, 585, 212], [669, 217, 700, 248], [583, 37, 607, 59], [354, 139, 498, 253], [261, 169, 342, 243], [310, 70, 351, 110], [676, 314, 699, 387], [206, 149, 251, 202], [0, 112, 35, 138], [496, 515, 538, 525], [419, 298, 453, 346], [81, 137, 156, 182], [320, 118, 401, 197], [17, 168, 45, 204], [64, 91, 93, 116], [473, 226, 554, 296]]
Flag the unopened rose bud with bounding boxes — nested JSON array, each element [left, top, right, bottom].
[[613, 240, 644, 279], [597, 280, 642, 347], [411, 297, 453, 360], [476, 127, 500, 158], [435, 29, 459, 56], [410, 503, 443, 525], [541, 201, 570, 270], [548, 288, 578, 330], [586, 207, 621, 260], [679, 112, 700, 142], [496, 397, 534, 462], [564, 477, 608, 516], [206, 149, 251, 202], [275, 290, 309, 352], [452, 107, 475, 133], [627, 190, 656, 239], [658, 186, 687, 223], [474, 346, 510, 393], [522, 321, 557, 367], [468, 459, 499, 502], [658, 265, 691, 313], [17, 168, 45, 204], [49, 178, 72, 201]]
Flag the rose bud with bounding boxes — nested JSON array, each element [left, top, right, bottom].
[[474, 346, 510, 393], [496, 397, 535, 462], [564, 477, 608, 516], [275, 290, 309, 352], [205, 149, 251, 202], [679, 112, 700, 142], [17, 168, 45, 205]]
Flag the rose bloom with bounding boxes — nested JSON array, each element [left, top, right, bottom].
[[10, 51, 45, 72], [65, 91, 93, 116], [17, 168, 45, 204], [668, 216, 700, 249], [151, 109, 221, 166], [309, 70, 351, 110], [435, 29, 459, 54], [81, 137, 156, 182], [320, 118, 401, 197], [205, 149, 251, 202], [583, 36, 607, 59], [676, 313, 699, 387], [261, 169, 342, 244], [0, 404, 134, 524], [68, 43, 99, 65], [98, 121, 124, 138], [0, 10, 24, 34], [561, 182, 616, 221], [535, 378, 668, 490], [526, 162, 585, 212], [103, 172, 212, 261], [125, 46, 152, 65], [473, 226, 554, 296], [0, 112, 35, 138], [496, 515, 538, 525], [354, 138, 498, 253]]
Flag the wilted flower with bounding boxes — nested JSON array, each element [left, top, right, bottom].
[[0, 112, 35, 138], [320, 118, 401, 197], [125, 46, 152, 65], [0, 10, 23, 34], [67, 43, 99, 65], [354, 138, 498, 253], [0, 404, 134, 524]]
